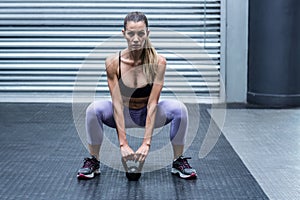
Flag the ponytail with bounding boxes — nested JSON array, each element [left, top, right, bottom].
[[142, 38, 158, 83]]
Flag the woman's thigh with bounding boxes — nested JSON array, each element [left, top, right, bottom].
[[154, 99, 185, 128]]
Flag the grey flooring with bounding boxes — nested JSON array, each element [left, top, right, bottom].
[[209, 108, 300, 200], [0, 103, 269, 200]]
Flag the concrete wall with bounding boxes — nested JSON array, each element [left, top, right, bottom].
[[222, 0, 249, 103]]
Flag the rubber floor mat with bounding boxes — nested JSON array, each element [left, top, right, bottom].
[[0, 103, 269, 200]]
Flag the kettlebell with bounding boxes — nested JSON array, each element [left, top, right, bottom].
[[122, 159, 144, 181], [126, 166, 141, 181]]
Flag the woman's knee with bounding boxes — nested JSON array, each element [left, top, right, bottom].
[[177, 101, 188, 118], [168, 100, 188, 119], [86, 102, 98, 120], [86, 101, 109, 121], [166, 101, 188, 144]]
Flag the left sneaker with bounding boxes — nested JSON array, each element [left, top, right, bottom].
[[77, 156, 100, 179], [171, 156, 197, 179]]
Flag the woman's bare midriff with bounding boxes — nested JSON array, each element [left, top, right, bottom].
[[122, 96, 149, 109]]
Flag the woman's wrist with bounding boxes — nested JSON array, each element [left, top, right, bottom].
[[119, 140, 128, 148], [142, 141, 151, 147], [118, 129, 128, 148]]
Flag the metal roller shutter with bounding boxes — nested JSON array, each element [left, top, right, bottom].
[[0, 0, 222, 103]]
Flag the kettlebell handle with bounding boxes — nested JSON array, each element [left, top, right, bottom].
[[121, 158, 144, 173]]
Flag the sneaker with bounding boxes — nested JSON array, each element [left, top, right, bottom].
[[77, 156, 100, 179], [171, 156, 197, 179]]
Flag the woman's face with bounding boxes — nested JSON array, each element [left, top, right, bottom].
[[123, 21, 149, 51]]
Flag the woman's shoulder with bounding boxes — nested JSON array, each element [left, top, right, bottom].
[[157, 54, 167, 74], [105, 51, 119, 75], [157, 54, 167, 65], [105, 51, 119, 66], [157, 54, 167, 63]]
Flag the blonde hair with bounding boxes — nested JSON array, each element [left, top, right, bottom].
[[142, 39, 158, 83], [124, 11, 158, 83]]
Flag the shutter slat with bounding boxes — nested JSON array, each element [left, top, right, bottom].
[[0, 0, 221, 102]]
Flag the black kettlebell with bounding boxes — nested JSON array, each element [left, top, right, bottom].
[[122, 159, 144, 181], [126, 166, 141, 181]]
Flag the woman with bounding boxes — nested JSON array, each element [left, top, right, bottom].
[[77, 12, 197, 179]]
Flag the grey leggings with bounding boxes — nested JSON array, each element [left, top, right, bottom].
[[85, 100, 188, 146]]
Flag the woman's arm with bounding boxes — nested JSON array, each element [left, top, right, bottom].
[[135, 55, 167, 162], [106, 54, 135, 161]]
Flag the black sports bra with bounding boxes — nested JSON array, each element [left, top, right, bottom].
[[118, 51, 153, 98]]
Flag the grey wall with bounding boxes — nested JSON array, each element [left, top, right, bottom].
[[223, 0, 249, 103]]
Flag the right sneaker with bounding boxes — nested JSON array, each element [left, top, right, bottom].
[[171, 156, 197, 179], [77, 156, 100, 179]]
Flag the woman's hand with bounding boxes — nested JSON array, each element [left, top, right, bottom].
[[120, 144, 136, 161], [135, 143, 150, 162]]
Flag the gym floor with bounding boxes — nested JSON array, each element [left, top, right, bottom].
[[0, 103, 299, 200]]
